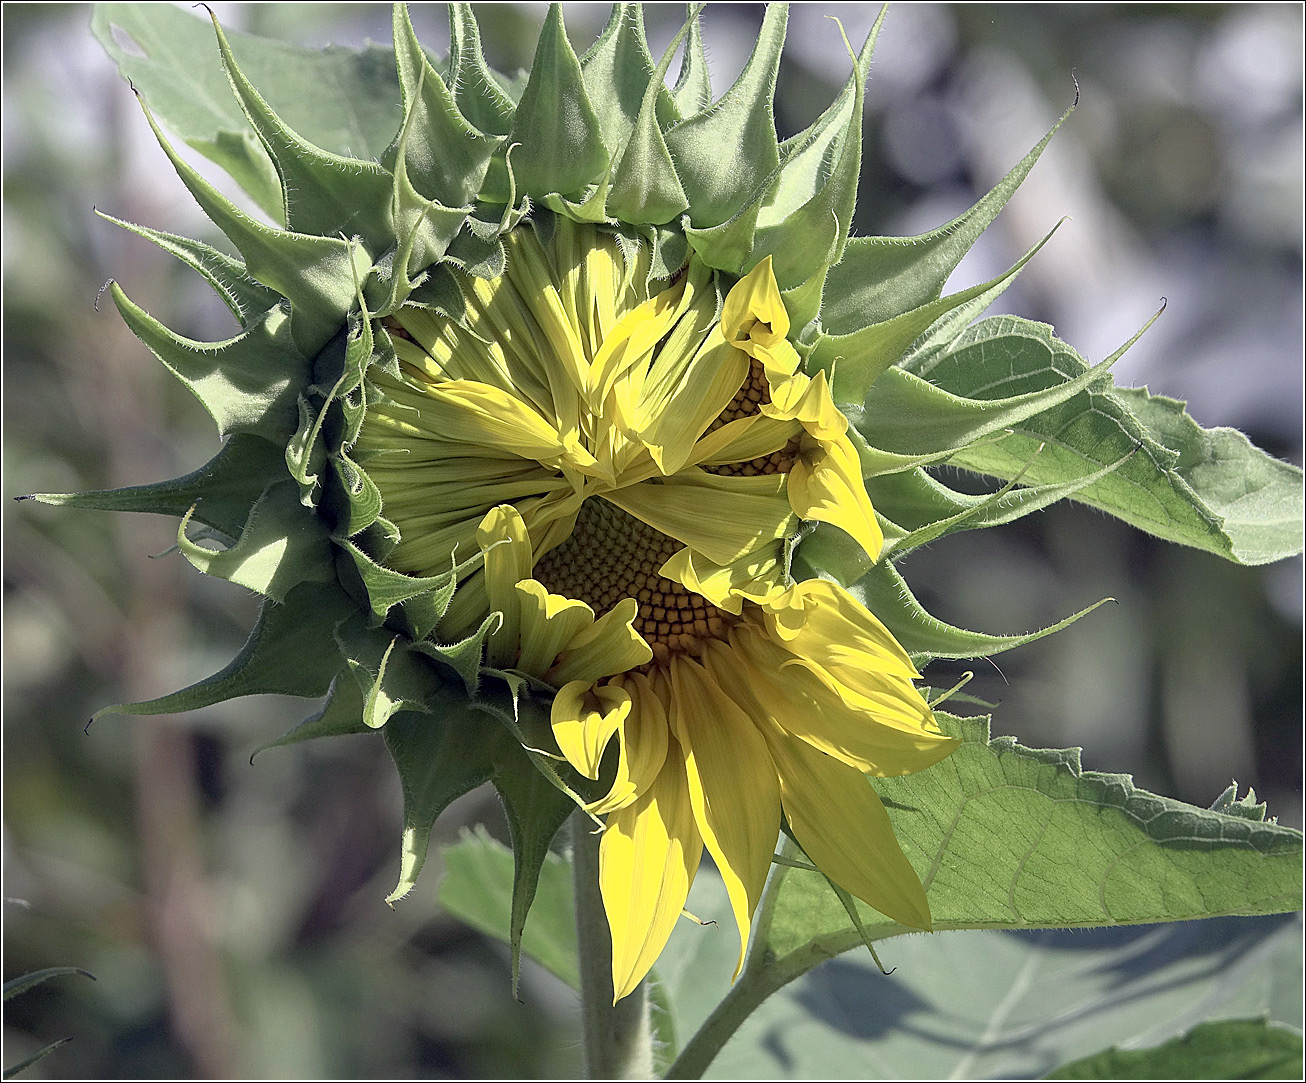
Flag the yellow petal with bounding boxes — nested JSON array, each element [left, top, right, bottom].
[[514, 580, 594, 676], [757, 720, 933, 931], [477, 505, 534, 668], [668, 656, 780, 980], [547, 597, 653, 686], [587, 672, 670, 816], [787, 430, 884, 563], [706, 631, 957, 778], [600, 745, 703, 1002], [634, 338, 751, 476], [551, 681, 631, 780], [604, 470, 795, 568], [408, 380, 590, 468], [687, 412, 799, 468], [763, 578, 920, 676], [721, 255, 790, 347], [658, 544, 787, 614]]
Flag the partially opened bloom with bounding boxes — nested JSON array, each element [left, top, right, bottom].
[[34, 2, 1095, 1001], [359, 223, 958, 996]]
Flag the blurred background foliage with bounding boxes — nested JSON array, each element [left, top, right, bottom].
[[3, 3, 1301, 1078]]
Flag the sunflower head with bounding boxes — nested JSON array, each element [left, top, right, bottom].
[[30, 3, 1018, 997]]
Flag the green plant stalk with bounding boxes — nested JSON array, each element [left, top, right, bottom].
[[571, 811, 653, 1079]]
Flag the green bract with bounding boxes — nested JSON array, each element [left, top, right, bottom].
[[30, 2, 1303, 991]]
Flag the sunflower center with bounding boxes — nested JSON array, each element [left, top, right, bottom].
[[533, 499, 737, 663], [703, 358, 801, 477]]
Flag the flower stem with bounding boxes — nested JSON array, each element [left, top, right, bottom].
[[571, 811, 653, 1079]]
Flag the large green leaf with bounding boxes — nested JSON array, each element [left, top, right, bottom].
[[1046, 1018, 1303, 1080], [886, 315, 1304, 566], [696, 916, 1302, 1080], [664, 712, 1302, 1077], [765, 713, 1301, 955], [91, 3, 402, 219], [437, 827, 579, 990]]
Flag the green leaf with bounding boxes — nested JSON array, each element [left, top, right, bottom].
[[1045, 1018, 1303, 1080], [898, 316, 1304, 566], [3, 1039, 75, 1081], [666, 714, 1302, 1077], [691, 916, 1302, 1080], [763, 713, 1301, 959], [3, 967, 95, 1001], [438, 827, 579, 990], [92, 3, 402, 218]]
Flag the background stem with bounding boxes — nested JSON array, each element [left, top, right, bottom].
[[571, 812, 653, 1079]]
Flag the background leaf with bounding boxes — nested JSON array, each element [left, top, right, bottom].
[[886, 315, 1304, 566], [437, 827, 579, 991], [91, 3, 402, 217], [1045, 1017, 1303, 1080], [760, 713, 1302, 966], [704, 915, 1302, 1079]]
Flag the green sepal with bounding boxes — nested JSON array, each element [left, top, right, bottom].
[[288, 311, 375, 508], [490, 710, 578, 997], [177, 479, 334, 601], [753, 11, 882, 291], [855, 318, 1123, 462], [208, 12, 395, 249], [821, 102, 1074, 333], [605, 11, 692, 225], [337, 538, 457, 627], [389, 4, 494, 209], [133, 95, 369, 359], [22, 433, 283, 541], [507, 5, 610, 203], [817, 223, 1061, 403], [326, 450, 384, 537], [90, 581, 357, 724], [669, 6, 711, 118], [411, 614, 499, 696], [91, 3, 404, 220], [382, 704, 509, 904], [109, 283, 306, 441], [874, 445, 1140, 560], [832, 557, 1112, 663], [905, 319, 1304, 565], [97, 211, 277, 327], [335, 612, 447, 729], [251, 675, 369, 758], [446, 4, 517, 137], [664, 3, 785, 228], [579, 4, 673, 163]]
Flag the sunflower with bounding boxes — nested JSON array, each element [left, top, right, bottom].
[[356, 217, 958, 999], [35, 1, 1065, 1008]]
